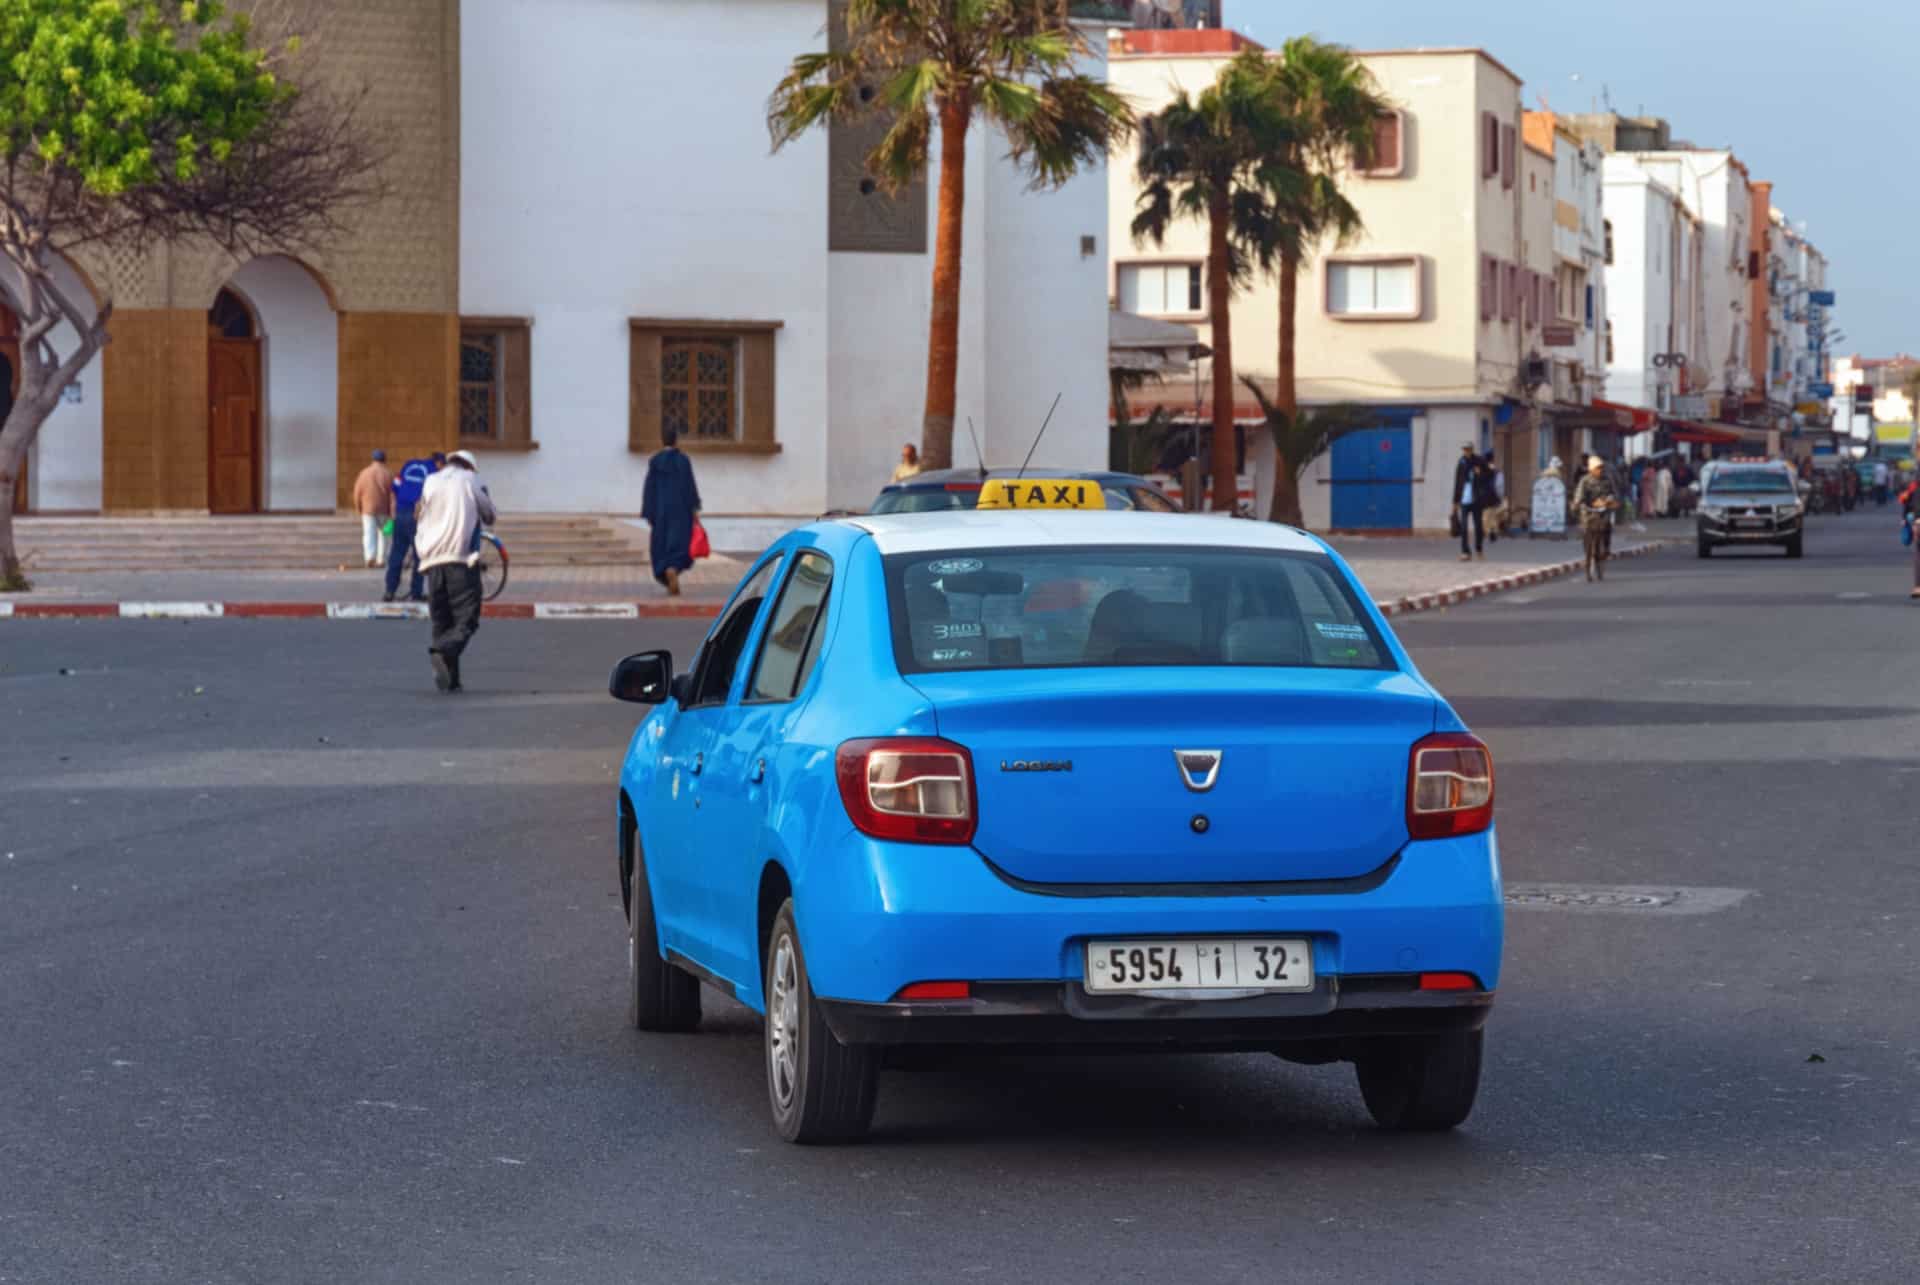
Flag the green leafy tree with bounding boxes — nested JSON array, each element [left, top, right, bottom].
[[769, 0, 1133, 472], [1243, 378, 1377, 526], [1132, 50, 1293, 513], [1263, 36, 1390, 525], [1107, 367, 1178, 475], [0, 0, 384, 589]]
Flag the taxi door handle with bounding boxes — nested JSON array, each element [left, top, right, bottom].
[[750, 759, 766, 784], [690, 752, 703, 776]]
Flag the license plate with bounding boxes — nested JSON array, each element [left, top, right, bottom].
[[1083, 938, 1314, 994], [1736, 517, 1770, 528]]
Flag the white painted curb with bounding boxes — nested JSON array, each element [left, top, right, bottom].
[[0, 602, 12, 618], [327, 602, 429, 620], [120, 602, 224, 619], [534, 602, 640, 619]]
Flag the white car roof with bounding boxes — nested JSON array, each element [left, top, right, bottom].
[[840, 510, 1328, 556]]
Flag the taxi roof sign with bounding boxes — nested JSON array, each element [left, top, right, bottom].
[[974, 478, 1104, 511]]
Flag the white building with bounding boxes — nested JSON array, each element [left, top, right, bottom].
[[11, 0, 1113, 533], [1600, 158, 1702, 418], [462, 0, 1111, 536]]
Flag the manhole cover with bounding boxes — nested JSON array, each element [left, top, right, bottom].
[[1503, 882, 1751, 915]]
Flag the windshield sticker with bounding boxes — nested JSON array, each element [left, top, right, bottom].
[[1315, 622, 1369, 641], [930, 648, 976, 663], [927, 558, 984, 576], [931, 622, 983, 640]]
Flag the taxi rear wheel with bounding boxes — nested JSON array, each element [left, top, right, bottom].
[[764, 899, 878, 1144], [1355, 1030, 1482, 1131], [627, 846, 700, 1033]]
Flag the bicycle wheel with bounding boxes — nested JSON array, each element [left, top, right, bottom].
[[477, 532, 509, 602]]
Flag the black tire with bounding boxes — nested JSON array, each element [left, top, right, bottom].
[[477, 533, 509, 602], [1697, 539, 1713, 558], [1356, 1029, 1483, 1131], [763, 899, 878, 1144], [1784, 534, 1803, 559], [626, 833, 700, 1033]]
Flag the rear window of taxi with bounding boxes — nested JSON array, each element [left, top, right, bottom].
[[883, 545, 1391, 673]]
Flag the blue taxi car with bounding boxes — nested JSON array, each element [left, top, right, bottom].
[[609, 488, 1501, 1143]]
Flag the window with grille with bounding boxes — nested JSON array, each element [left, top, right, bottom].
[[628, 320, 783, 456], [662, 338, 739, 441], [458, 319, 533, 448]]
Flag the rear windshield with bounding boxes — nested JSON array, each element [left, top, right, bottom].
[[1707, 468, 1794, 494], [884, 545, 1392, 673], [870, 487, 982, 515]]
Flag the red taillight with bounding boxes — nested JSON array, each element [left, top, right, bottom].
[[894, 981, 971, 1001], [1407, 732, 1494, 839], [836, 737, 977, 845], [1419, 971, 1480, 991]]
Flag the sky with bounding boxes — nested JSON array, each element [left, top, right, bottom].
[[1225, 0, 1911, 357]]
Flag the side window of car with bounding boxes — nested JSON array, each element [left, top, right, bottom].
[[687, 556, 784, 707], [746, 552, 834, 703]]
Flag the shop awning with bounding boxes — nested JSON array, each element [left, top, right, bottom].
[[1589, 400, 1655, 431], [1662, 418, 1742, 445]]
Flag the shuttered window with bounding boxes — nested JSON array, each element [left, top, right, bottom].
[[1362, 111, 1405, 177], [459, 319, 533, 450], [629, 320, 782, 455]]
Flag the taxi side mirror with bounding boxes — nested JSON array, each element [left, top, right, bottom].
[[610, 650, 673, 704]]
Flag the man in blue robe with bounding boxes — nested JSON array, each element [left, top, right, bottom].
[[641, 428, 702, 595]]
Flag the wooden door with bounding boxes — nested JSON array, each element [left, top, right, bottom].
[[208, 338, 261, 514]]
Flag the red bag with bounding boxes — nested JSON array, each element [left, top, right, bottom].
[[688, 520, 711, 560]]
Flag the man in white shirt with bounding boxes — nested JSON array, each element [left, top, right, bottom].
[[414, 449, 497, 692], [1875, 458, 1891, 506]]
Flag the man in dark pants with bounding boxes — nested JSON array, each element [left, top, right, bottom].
[[384, 451, 443, 603], [1451, 442, 1485, 561], [414, 450, 496, 691]]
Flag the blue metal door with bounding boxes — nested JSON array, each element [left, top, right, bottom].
[[1330, 421, 1413, 530]]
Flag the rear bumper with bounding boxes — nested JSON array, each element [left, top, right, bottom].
[[792, 830, 1503, 1006], [820, 977, 1492, 1052]]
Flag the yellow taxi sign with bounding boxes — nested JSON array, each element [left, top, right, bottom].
[[974, 478, 1104, 511]]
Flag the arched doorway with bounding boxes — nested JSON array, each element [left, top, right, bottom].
[[207, 288, 262, 514], [213, 257, 339, 511]]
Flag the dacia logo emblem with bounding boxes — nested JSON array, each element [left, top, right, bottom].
[[1175, 749, 1222, 793]]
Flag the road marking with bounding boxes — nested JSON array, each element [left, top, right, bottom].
[[1836, 591, 1871, 600], [120, 602, 223, 619], [1503, 882, 1752, 915]]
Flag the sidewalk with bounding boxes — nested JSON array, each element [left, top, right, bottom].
[[2, 520, 1686, 620]]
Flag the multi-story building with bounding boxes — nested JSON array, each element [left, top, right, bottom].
[[1108, 33, 1618, 531], [1600, 159, 1703, 420], [15, 0, 1112, 531]]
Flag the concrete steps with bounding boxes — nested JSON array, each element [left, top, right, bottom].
[[14, 514, 648, 572]]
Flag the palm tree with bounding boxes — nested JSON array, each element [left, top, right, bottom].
[[1263, 37, 1391, 525], [1132, 50, 1294, 512], [769, 1, 1133, 470], [1244, 378, 1378, 523]]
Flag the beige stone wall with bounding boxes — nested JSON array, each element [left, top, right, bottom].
[[82, 0, 460, 510]]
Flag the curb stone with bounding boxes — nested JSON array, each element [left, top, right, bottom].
[[1373, 542, 1668, 617], [0, 544, 1671, 622]]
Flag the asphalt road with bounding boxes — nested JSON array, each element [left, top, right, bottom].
[[2, 509, 1914, 1283]]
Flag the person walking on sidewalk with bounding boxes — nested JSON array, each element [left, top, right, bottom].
[[415, 450, 497, 692], [641, 428, 702, 596], [1452, 442, 1486, 562], [1901, 476, 1920, 601], [1572, 455, 1620, 582], [351, 450, 393, 569], [1875, 458, 1890, 507], [384, 451, 443, 603]]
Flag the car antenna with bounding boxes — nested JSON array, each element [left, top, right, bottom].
[[965, 416, 987, 478], [1017, 393, 1063, 480]]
